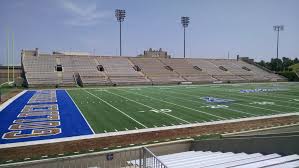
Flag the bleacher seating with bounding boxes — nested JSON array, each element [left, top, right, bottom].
[[128, 150, 299, 168], [159, 58, 216, 83], [65, 56, 110, 86], [130, 57, 186, 84], [21, 50, 287, 87], [22, 54, 61, 86], [236, 60, 286, 81], [78, 71, 110, 86], [97, 57, 151, 85], [186, 59, 245, 82]]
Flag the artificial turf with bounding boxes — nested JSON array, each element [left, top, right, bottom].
[[67, 82, 299, 133]]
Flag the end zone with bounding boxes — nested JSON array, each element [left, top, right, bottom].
[[0, 89, 93, 144]]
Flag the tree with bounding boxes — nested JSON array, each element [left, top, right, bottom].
[[256, 57, 299, 72]]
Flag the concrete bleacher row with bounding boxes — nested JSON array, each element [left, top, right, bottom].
[[128, 150, 299, 168], [22, 52, 286, 87]]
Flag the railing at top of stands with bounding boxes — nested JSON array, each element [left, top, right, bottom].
[[142, 147, 168, 168]]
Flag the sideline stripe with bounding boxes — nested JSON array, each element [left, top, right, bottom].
[[123, 90, 226, 120], [65, 90, 95, 134], [106, 90, 190, 124], [84, 89, 147, 128]]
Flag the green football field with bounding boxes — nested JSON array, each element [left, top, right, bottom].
[[67, 82, 299, 134]]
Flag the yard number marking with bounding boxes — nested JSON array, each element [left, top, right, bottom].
[[139, 109, 172, 113], [250, 101, 275, 105], [202, 105, 228, 109]]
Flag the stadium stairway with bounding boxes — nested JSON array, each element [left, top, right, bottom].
[[128, 151, 299, 168]]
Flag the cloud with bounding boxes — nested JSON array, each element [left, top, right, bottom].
[[60, 0, 111, 26]]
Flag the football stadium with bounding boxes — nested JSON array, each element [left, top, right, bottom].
[[1, 1, 299, 168]]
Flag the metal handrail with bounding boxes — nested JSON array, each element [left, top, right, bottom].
[[142, 147, 168, 168]]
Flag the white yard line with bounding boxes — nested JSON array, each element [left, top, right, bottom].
[[65, 90, 95, 134], [122, 90, 227, 120], [0, 90, 27, 112], [106, 90, 190, 124], [84, 89, 147, 128]]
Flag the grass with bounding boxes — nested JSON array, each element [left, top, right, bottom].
[[67, 82, 299, 134], [0, 82, 19, 103]]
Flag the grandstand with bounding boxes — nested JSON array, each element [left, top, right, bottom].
[[21, 49, 286, 87], [130, 150, 299, 168]]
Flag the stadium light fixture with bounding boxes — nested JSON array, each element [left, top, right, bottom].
[[273, 25, 284, 71], [181, 16, 190, 58], [115, 9, 126, 56]]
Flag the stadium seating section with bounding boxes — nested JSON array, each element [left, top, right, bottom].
[[22, 52, 286, 87], [129, 150, 299, 168]]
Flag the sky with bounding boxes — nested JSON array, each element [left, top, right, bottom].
[[0, 0, 298, 65]]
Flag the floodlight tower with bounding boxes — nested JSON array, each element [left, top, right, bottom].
[[181, 16, 190, 58], [115, 9, 126, 56], [273, 25, 284, 71]]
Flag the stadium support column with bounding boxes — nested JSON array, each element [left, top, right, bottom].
[[273, 25, 284, 71], [115, 9, 126, 56], [181, 16, 190, 59]]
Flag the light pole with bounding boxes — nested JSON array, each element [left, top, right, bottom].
[[115, 9, 126, 56], [273, 25, 284, 71], [181, 16, 190, 58]]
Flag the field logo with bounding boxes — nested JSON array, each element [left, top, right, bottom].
[[201, 97, 234, 104], [250, 101, 275, 105]]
